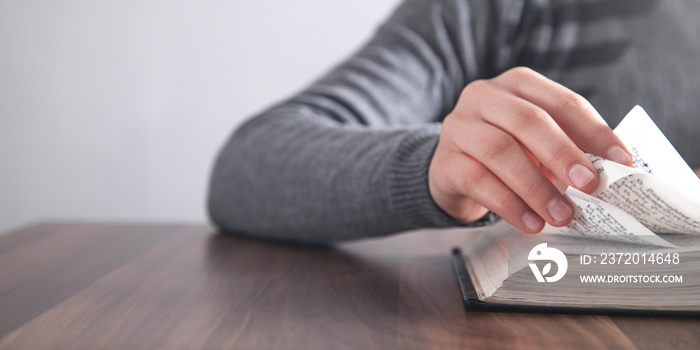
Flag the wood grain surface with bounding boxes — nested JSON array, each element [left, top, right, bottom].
[[0, 223, 698, 349]]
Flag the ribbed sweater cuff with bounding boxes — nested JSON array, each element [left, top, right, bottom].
[[388, 125, 499, 231]]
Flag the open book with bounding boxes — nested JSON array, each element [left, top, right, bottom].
[[455, 106, 700, 315]]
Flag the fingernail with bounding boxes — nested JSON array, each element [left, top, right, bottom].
[[548, 197, 573, 223], [606, 145, 633, 165], [522, 211, 544, 232], [568, 164, 595, 189]]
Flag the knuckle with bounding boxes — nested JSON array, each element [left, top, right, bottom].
[[457, 163, 488, 195], [550, 143, 576, 167], [441, 112, 459, 130], [462, 79, 490, 98], [508, 66, 537, 79], [482, 134, 516, 161], [512, 105, 548, 130], [520, 175, 550, 201], [589, 123, 614, 141], [559, 91, 588, 111], [491, 190, 519, 214]]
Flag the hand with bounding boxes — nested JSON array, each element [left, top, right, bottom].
[[428, 67, 634, 233]]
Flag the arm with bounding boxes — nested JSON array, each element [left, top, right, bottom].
[[209, 0, 506, 244]]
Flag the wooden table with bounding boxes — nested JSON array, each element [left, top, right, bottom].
[[1, 223, 698, 349]]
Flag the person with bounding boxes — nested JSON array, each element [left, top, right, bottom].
[[208, 0, 700, 244]]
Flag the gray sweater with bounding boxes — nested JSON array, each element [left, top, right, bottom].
[[208, 0, 700, 244]]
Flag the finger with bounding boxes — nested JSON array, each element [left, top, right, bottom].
[[477, 90, 601, 194], [493, 67, 633, 166], [446, 120, 575, 226], [440, 151, 545, 233]]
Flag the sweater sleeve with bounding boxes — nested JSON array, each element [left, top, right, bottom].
[[208, 0, 521, 244]]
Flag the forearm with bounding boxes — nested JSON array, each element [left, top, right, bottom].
[[208, 0, 515, 242], [207, 106, 480, 244]]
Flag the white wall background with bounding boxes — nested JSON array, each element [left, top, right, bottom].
[[0, 0, 401, 233]]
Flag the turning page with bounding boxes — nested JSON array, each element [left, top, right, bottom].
[[541, 106, 700, 246]]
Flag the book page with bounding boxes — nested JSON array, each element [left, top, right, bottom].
[[587, 155, 645, 196], [597, 172, 700, 234], [541, 187, 676, 247], [588, 157, 700, 234], [613, 105, 700, 199], [542, 106, 700, 244]]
